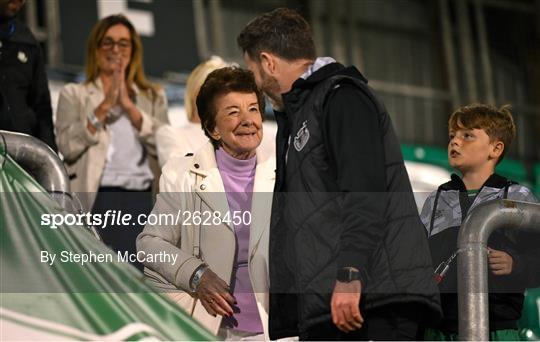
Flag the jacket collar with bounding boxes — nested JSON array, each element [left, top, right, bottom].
[[189, 141, 274, 178], [440, 173, 510, 191], [299, 57, 337, 80], [288, 62, 368, 90], [249, 150, 275, 260], [189, 143, 228, 227], [281, 62, 368, 116], [189, 142, 275, 243], [188, 142, 220, 180]]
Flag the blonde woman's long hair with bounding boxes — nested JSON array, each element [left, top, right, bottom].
[[84, 14, 159, 99], [184, 56, 229, 121]]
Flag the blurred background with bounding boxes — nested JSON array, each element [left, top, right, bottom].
[[18, 0, 540, 192]]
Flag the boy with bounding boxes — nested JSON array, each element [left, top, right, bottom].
[[421, 103, 539, 340]]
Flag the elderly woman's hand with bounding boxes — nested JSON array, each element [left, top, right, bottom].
[[196, 269, 236, 317]]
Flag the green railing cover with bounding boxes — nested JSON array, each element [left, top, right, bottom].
[[518, 288, 540, 341], [0, 151, 216, 341], [534, 163, 540, 196]]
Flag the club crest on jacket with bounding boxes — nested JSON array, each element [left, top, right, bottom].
[[293, 120, 310, 152]]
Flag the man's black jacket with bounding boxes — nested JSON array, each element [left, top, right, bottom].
[[268, 62, 441, 338], [0, 18, 57, 151]]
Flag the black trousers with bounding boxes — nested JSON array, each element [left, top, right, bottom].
[[92, 186, 152, 271], [300, 304, 423, 341]]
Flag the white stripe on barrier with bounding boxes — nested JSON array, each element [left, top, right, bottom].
[[0, 307, 163, 340]]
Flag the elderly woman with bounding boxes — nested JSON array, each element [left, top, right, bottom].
[[55, 15, 168, 266], [156, 56, 277, 167], [137, 67, 274, 340]]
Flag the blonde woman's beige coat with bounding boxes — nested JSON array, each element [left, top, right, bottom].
[[55, 79, 168, 210]]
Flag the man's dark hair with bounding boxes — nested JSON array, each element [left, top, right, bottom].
[[197, 67, 266, 148], [237, 7, 316, 61]]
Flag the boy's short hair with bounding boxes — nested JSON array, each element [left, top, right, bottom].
[[237, 7, 316, 62], [449, 103, 516, 163]]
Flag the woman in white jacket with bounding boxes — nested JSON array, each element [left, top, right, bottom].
[[137, 67, 275, 340]]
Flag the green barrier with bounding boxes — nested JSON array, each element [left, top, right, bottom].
[[401, 144, 453, 172], [534, 163, 540, 197], [496, 159, 529, 188], [0, 151, 216, 340], [518, 288, 540, 341]]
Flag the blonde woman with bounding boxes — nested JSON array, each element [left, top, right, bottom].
[[156, 56, 228, 166], [55, 14, 168, 268]]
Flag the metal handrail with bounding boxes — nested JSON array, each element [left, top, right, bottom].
[[0, 130, 70, 194], [457, 199, 540, 340]]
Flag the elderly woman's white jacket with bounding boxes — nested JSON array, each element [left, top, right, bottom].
[[136, 141, 275, 338]]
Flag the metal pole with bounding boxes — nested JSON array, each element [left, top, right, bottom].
[[0, 130, 70, 194], [346, 0, 364, 70], [309, 0, 325, 59], [45, 0, 62, 67], [456, 0, 478, 102], [192, 0, 210, 60], [24, 0, 39, 38], [208, 0, 225, 57], [327, 0, 346, 64], [457, 199, 540, 340], [474, 0, 495, 104], [439, 0, 461, 108]]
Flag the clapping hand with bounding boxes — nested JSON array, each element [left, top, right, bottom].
[[118, 66, 136, 112], [103, 57, 123, 109], [102, 59, 142, 129]]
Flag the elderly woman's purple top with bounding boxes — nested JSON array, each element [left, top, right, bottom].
[[215, 148, 263, 334]]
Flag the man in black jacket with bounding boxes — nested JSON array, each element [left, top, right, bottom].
[[238, 8, 441, 340], [0, 0, 57, 151]]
